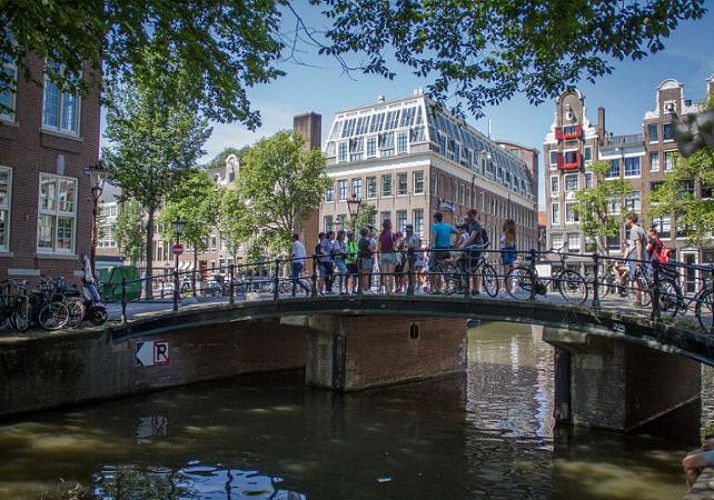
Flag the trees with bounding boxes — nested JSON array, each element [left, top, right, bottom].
[[2, 1, 706, 121], [649, 96, 714, 248], [573, 161, 631, 255], [102, 57, 211, 297], [1, 0, 283, 126], [114, 200, 144, 266], [235, 131, 330, 253]]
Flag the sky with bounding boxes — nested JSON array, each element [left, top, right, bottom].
[[105, 4, 714, 209]]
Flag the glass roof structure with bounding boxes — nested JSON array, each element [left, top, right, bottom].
[[324, 93, 535, 202]]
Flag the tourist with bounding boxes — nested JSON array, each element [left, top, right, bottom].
[[403, 224, 422, 293], [500, 219, 517, 275], [646, 225, 665, 276], [429, 212, 458, 294], [345, 230, 360, 294], [358, 227, 375, 293], [626, 212, 646, 305], [333, 229, 348, 294], [683, 434, 714, 487], [378, 219, 398, 295], [393, 230, 405, 293], [318, 231, 335, 294], [290, 233, 311, 297], [461, 208, 488, 294]]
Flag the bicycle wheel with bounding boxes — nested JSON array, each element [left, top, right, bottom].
[[656, 278, 681, 319], [65, 297, 85, 328], [38, 302, 70, 331], [695, 289, 713, 332], [481, 263, 499, 297], [88, 305, 108, 326], [442, 265, 464, 295], [505, 267, 532, 301], [557, 270, 588, 305], [600, 266, 618, 298], [9, 297, 31, 333]]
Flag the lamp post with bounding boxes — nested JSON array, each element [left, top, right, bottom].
[[84, 161, 108, 281], [172, 218, 186, 312], [346, 193, 362, 229]]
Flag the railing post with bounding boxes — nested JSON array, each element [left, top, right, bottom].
[[591, 252, 601, 309], [121, 277, 127, 324], [464, 248, 471, 298], [311, 254, 319, 297], [229, 264, 235, 305], [406, 249, 415, 296], [273, 258, 280, 301], [529, 248, 537, 301], [173, 269, 180, 312], [710, 266, 714, 335], [651, 260, 661, 323]]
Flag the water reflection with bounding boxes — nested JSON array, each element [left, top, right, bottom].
[[0, 322, 700, 499]]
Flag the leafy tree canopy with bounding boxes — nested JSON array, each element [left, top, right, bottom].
[[1, 0, 706, 121], [1, 0, 284, 126]]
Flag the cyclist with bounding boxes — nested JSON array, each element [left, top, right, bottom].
[[429, 212, 458, 294]]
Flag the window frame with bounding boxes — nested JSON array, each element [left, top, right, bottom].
[[0, 166, 11, 252], [37, 173, 78, 254], [42, 61, 81, 136], [0, 53, 17, 122]]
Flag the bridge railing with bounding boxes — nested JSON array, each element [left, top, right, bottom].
[[113, 248, 714, 334]]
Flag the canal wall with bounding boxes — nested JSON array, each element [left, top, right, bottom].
[[0, 319, 308, 419]]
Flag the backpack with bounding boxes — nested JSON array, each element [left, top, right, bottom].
[[478, 228, 489, 247], [358, 238, 371, 258], [658, 246, 672, 264]]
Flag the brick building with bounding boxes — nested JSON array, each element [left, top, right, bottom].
[[321, 91, 539, 252], [0, 52, 101, 281], [543, 76, 714, 287]]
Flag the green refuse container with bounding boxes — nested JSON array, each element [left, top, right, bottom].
[[100, 266, 141, 302]]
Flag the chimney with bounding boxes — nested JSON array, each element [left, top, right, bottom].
[[597, 106, 606, 140], [377, 95, 385, 102]]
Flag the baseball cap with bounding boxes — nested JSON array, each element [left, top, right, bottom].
[[346, 230, 355, 237], [405, 224, 414, 232]]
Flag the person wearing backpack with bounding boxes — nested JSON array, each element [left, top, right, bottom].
[[461, 208, 487, 294], [646, 225, 670, 276]]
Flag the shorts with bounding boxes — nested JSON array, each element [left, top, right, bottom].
[[360, 257, 373, 272], [347, 263, 359, 276], [394, 263, 404, 274], [627, 260, 636, 279], [380, 252, 397, 266], [432, 249, 450, 262], [335, 259, 347, 274], [703, 450, 714, 466]]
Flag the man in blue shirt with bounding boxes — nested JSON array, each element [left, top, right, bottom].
[[429, 212, 457, 294]]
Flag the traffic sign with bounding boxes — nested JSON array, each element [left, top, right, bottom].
[[172, 243, 184, 255]]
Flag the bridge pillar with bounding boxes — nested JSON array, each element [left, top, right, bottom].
[[306, 315, 468, 391], [544, 327, 701, 431]]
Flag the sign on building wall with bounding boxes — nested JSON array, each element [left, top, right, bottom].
[[135, 340, 170, 367]]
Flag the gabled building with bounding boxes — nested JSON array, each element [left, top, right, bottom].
[[321, 91, 539, 251]]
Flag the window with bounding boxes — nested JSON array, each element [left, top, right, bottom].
[[607, 233, 621, 251], [584, 147, 592, 163], [413, 171, 424, 194], [396, 210, 407, 232], [663, 123, 674, 141], [338, 142, 347, 162], [551, 203, 560, 224], [366, 176, 377, 199], [623, 191, 641, 212], [1, 51, 17, 121], [567, 233, 581, 251], [549, 150, 558, 165], [337, 213, 347, 228], [565, 203, 579, 223], [351, 178, 362, 199], [381, 174, 392, 197], [325, 184, 334, 202], [624, 157, 641, 177], [584, 172, 593, 189], [606, 195, 620, 215], [649, 151, 660, 172], [42, 61, 80, 135], [338, 179, 347, 200], [664, 150, 676, 171], [366, 137, 377, 158], [607, 159, 620, 178], [551, 233, 564, 250], [368, 212, 376, 227], [397, 131, 408, 153], [397, 173, 408, 195], [349, 137, 364, 161], [0, 167, 11, 251], [651, 216, 671, 237], [323, 215, 333, 232], [678, 180, 695, 200], [550, 176, 559, 194], [380, 211, 391, 225], [647, 123, 658, 142], [413, 209, 424, 237], [564, 174, 578, 192], [37, 174, 77, 253]]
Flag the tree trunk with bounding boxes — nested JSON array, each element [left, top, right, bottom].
[[145, 209, 155, 299]]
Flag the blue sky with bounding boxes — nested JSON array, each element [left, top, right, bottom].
[[107, 5, 714, 208]]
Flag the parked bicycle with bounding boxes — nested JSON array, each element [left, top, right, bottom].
[[430, 246, 499, 297], [505, 248, 588, 305], [1, 279, 31, 333]]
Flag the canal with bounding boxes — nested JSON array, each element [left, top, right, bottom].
[[0, 322, 705, 499]]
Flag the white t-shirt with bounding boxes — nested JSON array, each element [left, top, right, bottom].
[[292, 240, 307, 264]]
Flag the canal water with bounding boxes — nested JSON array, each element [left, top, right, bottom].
[[0, 323, 706, 499]]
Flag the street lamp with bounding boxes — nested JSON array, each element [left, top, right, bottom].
[[84, 161, 108, 281], [346, 193, 362, 229], [172, 218, 186, 312]]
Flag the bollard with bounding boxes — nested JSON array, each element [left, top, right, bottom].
[[529, 248, 537, 301], [121, 277, 127, 324], [273, 258, 280, 301], [651, 260, 661, 323], [229, 264, 235, 305], [591, 252, 601, 309]]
